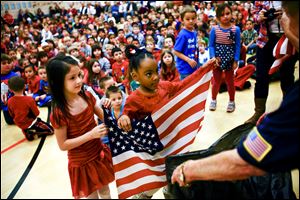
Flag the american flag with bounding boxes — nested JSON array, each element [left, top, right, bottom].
[[269, 34, 296, 75], [104, 68, 212, 199], [243, 127, 272, 162]]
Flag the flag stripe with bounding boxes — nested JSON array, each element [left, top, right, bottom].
[[118, 175, 166, 194], [159, 103, 205, 140], [152, 70, 212, 117], [153, 81, 210, 127], [164, 118, 204, 149], [116, 168, 165, 185], [160, 129, 199, 157], [113, 154, 165, 171], [161, 113, 204, 147], [119, 180, 167, 199]]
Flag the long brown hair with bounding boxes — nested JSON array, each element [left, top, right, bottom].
[[160, 50, 176, 80]]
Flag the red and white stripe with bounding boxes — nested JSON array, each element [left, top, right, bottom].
[[113, 68, 212, 199], [215, 25, 236, 45], [269, 34, 296, 75]]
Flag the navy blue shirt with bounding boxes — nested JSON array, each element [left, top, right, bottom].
[[237, 80, 299, 172]]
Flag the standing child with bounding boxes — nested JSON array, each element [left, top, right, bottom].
[[7, 76, 53, 141], [117, 44, 219, 198], [105, 85, 126, 121], [159, 50, 180, 82], [33, 66, 52, 107], [46, 54, 114, 199], [208, 3, 241, 112], [198, 39, 210, 67], [99, 76, 127, 146], [173, 5, 199, 80]]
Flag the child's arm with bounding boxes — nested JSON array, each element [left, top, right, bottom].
[[233, 27, 241, 70], [54, 123, 108, 151], [30, 99, 40, 117], [173, 50, 197, 68], [94, 98, 111, 121], [166, 58, 220, 95]]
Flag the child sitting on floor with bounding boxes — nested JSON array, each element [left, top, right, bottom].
[[7, 76, 54, 141]]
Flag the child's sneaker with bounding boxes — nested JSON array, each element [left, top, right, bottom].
[[24, 129, 36, 141], [227, 101, 235, 113], [209, 100, 217, 111]]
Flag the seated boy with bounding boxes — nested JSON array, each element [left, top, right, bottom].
[[33, 66, 52, 107], [7, 76, 54, 141], [111, 47, 129, 83]]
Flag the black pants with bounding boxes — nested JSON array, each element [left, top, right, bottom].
[[279, 52, 298, 94], [3, 110, 14, 125], [254, 33, 297, 98]]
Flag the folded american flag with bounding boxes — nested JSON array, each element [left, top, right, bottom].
[[104, 68, 212, 199]]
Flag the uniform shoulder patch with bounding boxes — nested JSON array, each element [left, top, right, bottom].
[[243, 127, 272, 162]]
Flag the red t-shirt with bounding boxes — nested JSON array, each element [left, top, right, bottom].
[[8, 95, 40, 130], [112, 60, 129, 83], [123, 65, 212, 120], [27, 75, 40, 94]]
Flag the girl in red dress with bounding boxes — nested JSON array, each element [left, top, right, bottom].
[[116, 45, 219, 198], [46, 54, 115, 199]]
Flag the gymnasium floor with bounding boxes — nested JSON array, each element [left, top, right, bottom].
[[1, 64, 299, 199]]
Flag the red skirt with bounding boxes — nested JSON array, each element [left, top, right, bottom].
[[68, 144, 115, 198]]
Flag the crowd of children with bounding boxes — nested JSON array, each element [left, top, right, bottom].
[[1, 1, 273, 199]]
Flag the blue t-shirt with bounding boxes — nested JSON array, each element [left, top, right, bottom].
[[174, 28, 199, 75], [1, 71, 19, 110]]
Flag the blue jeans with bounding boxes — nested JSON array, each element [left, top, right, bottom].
[[247, 43, 257, 54]]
